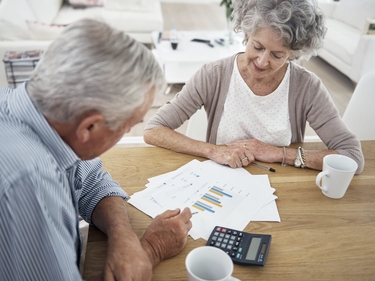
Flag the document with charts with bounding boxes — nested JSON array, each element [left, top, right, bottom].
[[128, 159, 280, 240]]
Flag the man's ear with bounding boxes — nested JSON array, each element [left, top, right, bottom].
[[75, 114, 105, 143]]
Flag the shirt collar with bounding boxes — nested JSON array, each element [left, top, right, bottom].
[[8, 83, 80, 170]]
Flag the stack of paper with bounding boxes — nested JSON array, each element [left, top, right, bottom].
[[128, 159, 280, 240]]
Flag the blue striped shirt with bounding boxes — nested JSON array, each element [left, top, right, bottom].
[[0, 84, 128, 281]]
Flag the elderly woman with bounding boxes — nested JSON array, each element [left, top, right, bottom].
[[144, 0, 364, 174]]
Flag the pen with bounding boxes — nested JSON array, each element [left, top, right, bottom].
[[251, 162, 276, 172], [192, 212, 199, 215]]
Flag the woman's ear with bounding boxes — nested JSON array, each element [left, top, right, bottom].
[[75, 114, 104, 143]]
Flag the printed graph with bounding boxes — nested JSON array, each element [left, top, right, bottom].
[[192, 186, 233, 213]]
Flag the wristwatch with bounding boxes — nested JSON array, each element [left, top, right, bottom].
[[294, 147, 306, 168]]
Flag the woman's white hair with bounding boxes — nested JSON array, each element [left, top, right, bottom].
[[28, 19, 166, 130], [232, 0, 327, 60]]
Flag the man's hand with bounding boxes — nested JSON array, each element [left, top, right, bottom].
[[91, 196, 154, 281], [140, 208, 193, 267], [103, 231, 153, 281]]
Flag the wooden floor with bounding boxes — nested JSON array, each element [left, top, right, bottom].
[[123, 2, 356, 140]]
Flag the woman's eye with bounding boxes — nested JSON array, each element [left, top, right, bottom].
[[253, 45, 262, 50]]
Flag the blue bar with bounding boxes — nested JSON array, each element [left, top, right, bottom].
[[204, 193, 220, 201], [212, 186, 223, 191], [211, 187, 232, 198], [196, 200, 212, 209], [203, 195, 221, 204], [194, 203, 215, 213]]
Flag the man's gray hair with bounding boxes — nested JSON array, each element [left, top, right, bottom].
[[232, 0, 327, 60], [28, 19, 166, 130]]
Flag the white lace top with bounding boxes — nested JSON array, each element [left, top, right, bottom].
[[216, 57, 292, 146]]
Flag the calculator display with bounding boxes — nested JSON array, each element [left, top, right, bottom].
[[245, 237, 261, 260], [206, 226, 271, 266]]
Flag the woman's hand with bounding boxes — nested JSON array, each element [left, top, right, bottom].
[[209, 144, 255, 168], [226, 139, 282, 164]]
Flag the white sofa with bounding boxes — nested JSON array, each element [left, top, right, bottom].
[[0, 0, 164, 87], [318, 0, 375, 83]]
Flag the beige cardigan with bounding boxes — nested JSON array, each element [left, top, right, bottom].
[[146, 54, 364, 173]]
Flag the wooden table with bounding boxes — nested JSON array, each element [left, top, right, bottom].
[[83, 141, 375, 281]]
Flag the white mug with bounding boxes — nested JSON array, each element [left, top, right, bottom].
[[185, 246, 240, 281], [316, 154, 358, 199]]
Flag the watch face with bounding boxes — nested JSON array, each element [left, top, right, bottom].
[[294, 159, 301, 167]]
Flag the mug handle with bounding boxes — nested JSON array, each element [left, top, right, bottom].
[[316, 171, 329, 192], [229, 277, 241, 281]]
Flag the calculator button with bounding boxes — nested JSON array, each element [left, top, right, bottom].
[[236, 253, 241, 259], [225, 234, 230, 239], [235, 242, 240, 247], [223, 239, 228, 243], [226, 245, 232, 250], [238, 248, 242, 253], [216, 227, 221, 232], [230, 235, 236, 240], [233, 247, 238, 252], [227, 230, 232, 234], [217, 237, 223, 242], [220, 244, 227, 249], [236, 237, 241, 242], [233, 231, 238, 235], [221, 228, 227, 233], [219, 233, 225, 238], [231, 252, 236, 257], [215, 242, 221, 247], [228, 240, 234, 245], [214, 231, 219, 236], [238, 232, 243, 237], [212, 236, 217, 241]]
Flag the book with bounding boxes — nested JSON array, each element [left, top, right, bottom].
[[3, 50, 43, 88]]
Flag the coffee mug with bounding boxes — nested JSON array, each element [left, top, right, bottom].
[[315, 154, 358, 199], [185, 246, 240, 281]]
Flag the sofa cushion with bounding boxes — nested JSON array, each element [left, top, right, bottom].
[[66, 0, 103, 8], [53, 5, 102, 24], [53, 1, 163, 33], [332, 0, 375, 31], [323, 18, 361, 65], [0, 0, 35, 40], [101, 1, 163, 32], [104, 0, 154, 12], [26, 0, 63, 24]]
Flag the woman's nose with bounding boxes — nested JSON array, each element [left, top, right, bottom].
[[257, 52, 269, 68]]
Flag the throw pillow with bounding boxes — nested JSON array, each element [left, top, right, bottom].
[[27, 20, 67, 40], [26, 0, 63, 24], [0, 0, 35, 40]]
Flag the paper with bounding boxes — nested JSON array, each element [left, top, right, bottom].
[[128, 159, 280, 240]]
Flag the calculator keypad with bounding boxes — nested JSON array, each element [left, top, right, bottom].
[[209, 227, 243, 259]]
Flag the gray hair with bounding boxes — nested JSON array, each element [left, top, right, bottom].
[[232, 0, 327, 60], [28, 19, 166, 130]]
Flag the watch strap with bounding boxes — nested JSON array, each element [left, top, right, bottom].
[[297, 147, 306, 168]]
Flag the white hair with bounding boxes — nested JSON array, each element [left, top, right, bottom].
[[28, 19, 166, 130], [233, 0, 327, 60]]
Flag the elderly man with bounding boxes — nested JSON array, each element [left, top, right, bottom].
[[0, 19, 192, 281]]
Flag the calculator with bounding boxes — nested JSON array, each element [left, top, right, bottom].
[[206, 226, 271, 266]]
